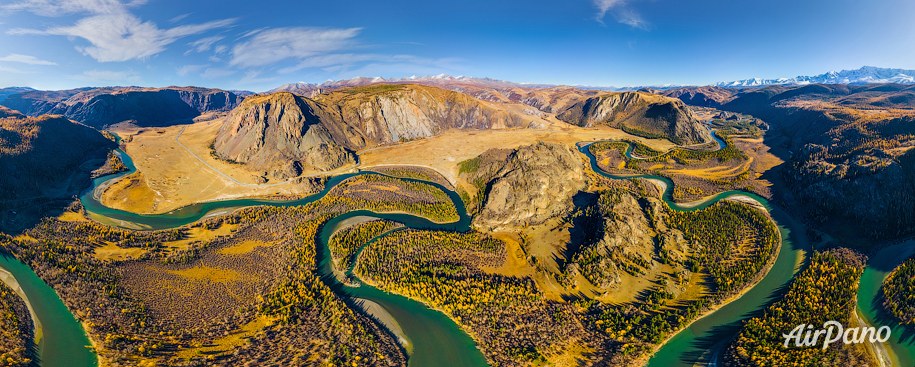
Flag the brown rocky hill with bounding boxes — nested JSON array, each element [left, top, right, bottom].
[[556, 91, 711, 144], [0, 86, 246, 128], [662, 86, 736, 108], [212, 92, 355, 179], [0, 111, 114, 232], [674, 83, 915, 241], [214, 84, 543, 179], [458, 142, 586, 231]]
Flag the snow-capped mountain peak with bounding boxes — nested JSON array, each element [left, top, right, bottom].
[[716, 66, 915, 88]]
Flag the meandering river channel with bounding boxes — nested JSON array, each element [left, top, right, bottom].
[[0, 134, 911, 366]]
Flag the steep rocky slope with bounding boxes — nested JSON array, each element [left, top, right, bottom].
[[662, 86, 736, 108], [214, 84, 542, 179], [212, 92, 355, 179], [457, 142, 586, 230], [0, 111, 114, 232], [0, 87, 245, 128], [675, 83, 915, 240], [556, 92, 711, 144]]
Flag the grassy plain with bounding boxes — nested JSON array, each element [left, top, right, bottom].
[[102, 121, 327, 214]]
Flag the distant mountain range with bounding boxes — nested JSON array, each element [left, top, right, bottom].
[[715, 66, 915, 88]]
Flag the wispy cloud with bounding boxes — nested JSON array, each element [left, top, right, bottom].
[[0, 53, 57, 65], [230, 27, 361, 68], [593, 0, 648, 29], [187, 35, 223, 54], [1, 0, 146, 17], [6, 0, 234, 62]]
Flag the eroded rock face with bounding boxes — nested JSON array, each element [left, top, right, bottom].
[[557, 92, 711, 145], [563, 191, 690, 292], [215, 85, 542, 180], [465, 142, 586, 230], [319, 84, 536, 149], [213, 92, 354, 178]]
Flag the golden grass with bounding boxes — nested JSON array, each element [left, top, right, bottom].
[[217, 240, 271, 256], [540, 339, 595, 367], [162, 222, 238, 251], [359, 125, 676, 187], [57, 211, 89, 222], [94, 242, 148, 261], [100, 172, 159, 213], [175, 315, 277, 360], [665, 157, 754, 180], [103, 122, 326, 214], [166, 265, 242, 283]]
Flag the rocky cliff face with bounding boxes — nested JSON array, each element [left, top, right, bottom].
[[556, 92, 711, 145], [213, 92, 354, 179], [314, 84, 536, 149], [0, 87, 245, 128], [673, 83, 915, 241], [215, 85, 542, 179], [459, 142, 586, 230]]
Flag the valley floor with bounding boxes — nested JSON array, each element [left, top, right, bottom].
[[103, 119, 676, 214]]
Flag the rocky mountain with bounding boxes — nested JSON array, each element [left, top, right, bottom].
[[215, 84, 542, 179], [458, 142, 586, 231], [0, 86, 246, 128], [213, 92, 356, 179], [556, 92, 712, 144], [0, 87, 34, 103], [661, 86, 736, 108], [716, 66, 915, 88], [674, 83, 915, 241], [0, 111, 114, 232]]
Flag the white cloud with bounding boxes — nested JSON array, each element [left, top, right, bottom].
[[230, 27, 361, 67], [617, 9, 647, 29], [187, 35, 223, 53], [1, 0, 145, 16], [6, 0, 234, 62], [0, 53, 57, 65], [593, 0, 648, 29], [594, 0, 625, 19], [176, 64, 205, 76]]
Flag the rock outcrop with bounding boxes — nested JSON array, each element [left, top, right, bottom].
[[557, 91, 712, 145], [459, 142, 586, 230], [214, 84, 542, 179], [213, 93, 354, 179]]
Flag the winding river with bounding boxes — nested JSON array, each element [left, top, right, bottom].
[[579, 142, 807, 367], [1, 131, 912, 366]]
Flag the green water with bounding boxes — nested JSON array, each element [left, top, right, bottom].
[[5, 133, 907, 367], [579, 142, 807, 367], [76, 147, 491, 366], [856, 240, 915, 367], [0, 253, 97, 367]]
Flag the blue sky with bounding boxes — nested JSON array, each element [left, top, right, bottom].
[[0, 0, 913, 91]]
